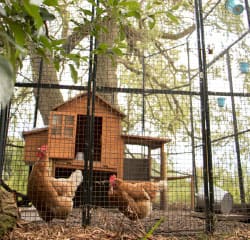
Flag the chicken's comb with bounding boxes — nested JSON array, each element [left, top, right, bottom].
[[109, 174, 116, 182], [39, 144, 47, 151]]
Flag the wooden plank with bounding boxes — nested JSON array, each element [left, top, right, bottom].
[[167, 175, 192, 180], [122, 134, 171, 149], [23, 130, 48, 164], [54, 161, 116, 173], [191, 211, 250, 221]]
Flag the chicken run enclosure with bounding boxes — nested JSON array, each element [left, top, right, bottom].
[[1, 0, 250, 237]]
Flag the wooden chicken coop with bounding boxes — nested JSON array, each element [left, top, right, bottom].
[[23, 93, 170, 207]]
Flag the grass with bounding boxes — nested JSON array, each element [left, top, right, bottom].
[[167, 178, 192, 205], [141, 217, 165, 240], [3, 143, 29, 195]]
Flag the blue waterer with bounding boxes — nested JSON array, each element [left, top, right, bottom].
[[239, 62, 249, 73], [225, 0, 244, 15], [217, 97, 226, 108]]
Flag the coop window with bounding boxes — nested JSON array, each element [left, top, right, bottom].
[[51, 114, 75, 138]]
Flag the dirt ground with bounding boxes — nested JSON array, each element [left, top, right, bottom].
[[3, 208, 250, 240]]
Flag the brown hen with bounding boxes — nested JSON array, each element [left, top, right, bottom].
[[108, 174, 167, 220], [27, 145, 83, 222]]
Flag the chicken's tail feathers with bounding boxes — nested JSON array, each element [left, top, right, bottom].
[[70, 170, 83, 187], [157, 180, 168, 191]]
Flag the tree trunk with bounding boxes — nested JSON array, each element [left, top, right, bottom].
[[30, 52, 64, 125], [0, 188, 19, 238], [96, 18, 119, 105], [29, 18, 119, 123]]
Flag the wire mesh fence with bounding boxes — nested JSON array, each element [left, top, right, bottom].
[[0, 0, 250, 237]]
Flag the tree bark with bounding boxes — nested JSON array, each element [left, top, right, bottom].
[[30, 52, 64, 125], [96, 17, 119, 104]]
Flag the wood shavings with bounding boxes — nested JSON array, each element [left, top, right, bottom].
[[2, 208, 250, 239]]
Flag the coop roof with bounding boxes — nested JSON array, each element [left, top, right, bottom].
[[122, 134, 171, 149], [22, 127, 48, 137], [52, 92, 126, 118]]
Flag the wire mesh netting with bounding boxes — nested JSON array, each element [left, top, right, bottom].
[[1, 0, 250, 238]]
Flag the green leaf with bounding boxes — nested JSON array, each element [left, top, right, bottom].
[[119, 29, 126, 41], [39, 36, 52, 51], [53, 57, 60, 71], [119, 0, 140, 11], [51, 38, 65, 45], [171, 2, 182, 11], [125, 10, 141, 19], [0, 32, 25, 53], [40, 7, 56, 21], [9, 22, 25, 47], [96, 43, 108, 54], [80, 8, 93, 17], [148, 15, 156, 29], [36, 47, 47, 59], [23, 0, 43, 29], [111, 47, 123, 56], [96, 7, 105, 16], [43, 0, 58, 6], [87, 0, 97, 7], [67, 53, 81, 67], [69, 64, 78, 83], [166, 11, 180, 24], [107, 0, 119, 7]]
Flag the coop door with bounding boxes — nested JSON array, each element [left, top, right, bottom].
[[48, 112, 77, 159], [75, 115, 102, 161]]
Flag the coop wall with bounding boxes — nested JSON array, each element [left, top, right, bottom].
[[23, 130, 48, 164]]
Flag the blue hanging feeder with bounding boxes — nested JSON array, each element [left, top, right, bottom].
[[239, 62, 249, 73], [217, 97, 226, 108], [225, 0, 244, 15]]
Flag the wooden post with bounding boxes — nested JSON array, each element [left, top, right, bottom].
[[160, 144, 167, 210], [190, 175, 195, 210], [148, 146, 151, 180]]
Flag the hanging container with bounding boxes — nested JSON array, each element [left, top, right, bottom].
[[239, 61, 249, 73], [217, 97, 226, 107], [225, 0, 244, 15]]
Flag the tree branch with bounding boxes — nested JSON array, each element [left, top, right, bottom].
[[63, 22, 91, 53], [161, 24, 195, 40]]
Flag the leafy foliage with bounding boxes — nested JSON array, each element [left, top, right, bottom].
[[3, 139, 28, 195]]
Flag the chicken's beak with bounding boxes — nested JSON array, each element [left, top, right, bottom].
[[110, 186, 114, 194]]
